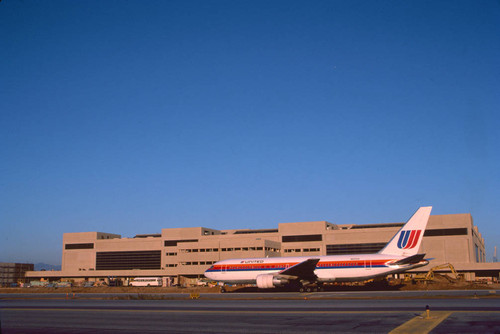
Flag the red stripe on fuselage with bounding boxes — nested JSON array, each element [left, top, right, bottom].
[[208, 259, 393, 271]]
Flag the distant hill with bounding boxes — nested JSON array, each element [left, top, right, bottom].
[[34, 263, 61, 271]]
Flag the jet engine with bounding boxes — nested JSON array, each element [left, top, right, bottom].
[[255, 274, 287, 289]]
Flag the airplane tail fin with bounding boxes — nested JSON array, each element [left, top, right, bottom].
[[378, 206, 432, 257]]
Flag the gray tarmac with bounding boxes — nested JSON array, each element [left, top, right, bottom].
[[1, 290, 499, 333]]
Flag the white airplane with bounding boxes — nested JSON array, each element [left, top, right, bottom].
[[205, 206, 432, 291]]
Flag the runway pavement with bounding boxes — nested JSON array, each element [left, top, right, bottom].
[[1, 290, 499, 333]]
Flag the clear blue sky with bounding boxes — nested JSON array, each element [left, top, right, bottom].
[[1, 1, 499, 264]]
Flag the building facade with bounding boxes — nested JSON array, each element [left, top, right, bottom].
[[0, 263, 34, 287], [26, 213, 494, 284]]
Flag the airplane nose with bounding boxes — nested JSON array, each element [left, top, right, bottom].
[[204, 268, 214, 279]]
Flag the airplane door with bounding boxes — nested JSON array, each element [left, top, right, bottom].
[[221, 265, 227, 274], [364, 260, 372, 270]]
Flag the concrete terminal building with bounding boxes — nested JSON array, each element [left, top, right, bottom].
[[26, 212, 499, 285], [1, 263, 34, 287]]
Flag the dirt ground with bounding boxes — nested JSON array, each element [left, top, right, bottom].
[[0, 286, 221, 294], [1, 279, 499, 294]]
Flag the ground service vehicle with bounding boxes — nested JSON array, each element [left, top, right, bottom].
[[130, 277, 163, 287]]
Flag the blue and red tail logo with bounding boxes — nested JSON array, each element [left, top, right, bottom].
[[397, 230, 422, 249]]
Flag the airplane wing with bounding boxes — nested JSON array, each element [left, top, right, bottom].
[[279, 258, 320, 280], [390, 253, 426, 266]]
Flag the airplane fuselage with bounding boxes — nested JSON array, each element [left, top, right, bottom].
[[205, 253, 428, 284]]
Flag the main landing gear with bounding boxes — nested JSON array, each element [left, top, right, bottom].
[[298, 283, 324, 293]]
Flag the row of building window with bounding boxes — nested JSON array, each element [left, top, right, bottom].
[[178, 261, 217, 266], [424, 228, 468, 237], [233, 229, 278, 234], [179, 248, 219, 253], [65, 243, 94, 250], [172, 247, 281, 254], [222, 246, 280, 252], [96, 251, 162, 270], [282, 234, 323, 242], [284, 248, 320, 253], [222, 247, 262, 252], [164, 239, 199, 247], [165, 260, 217, 267], [326, 243, 387, 255]]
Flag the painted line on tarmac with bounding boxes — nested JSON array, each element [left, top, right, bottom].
[[389, 311, 452, 334]]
